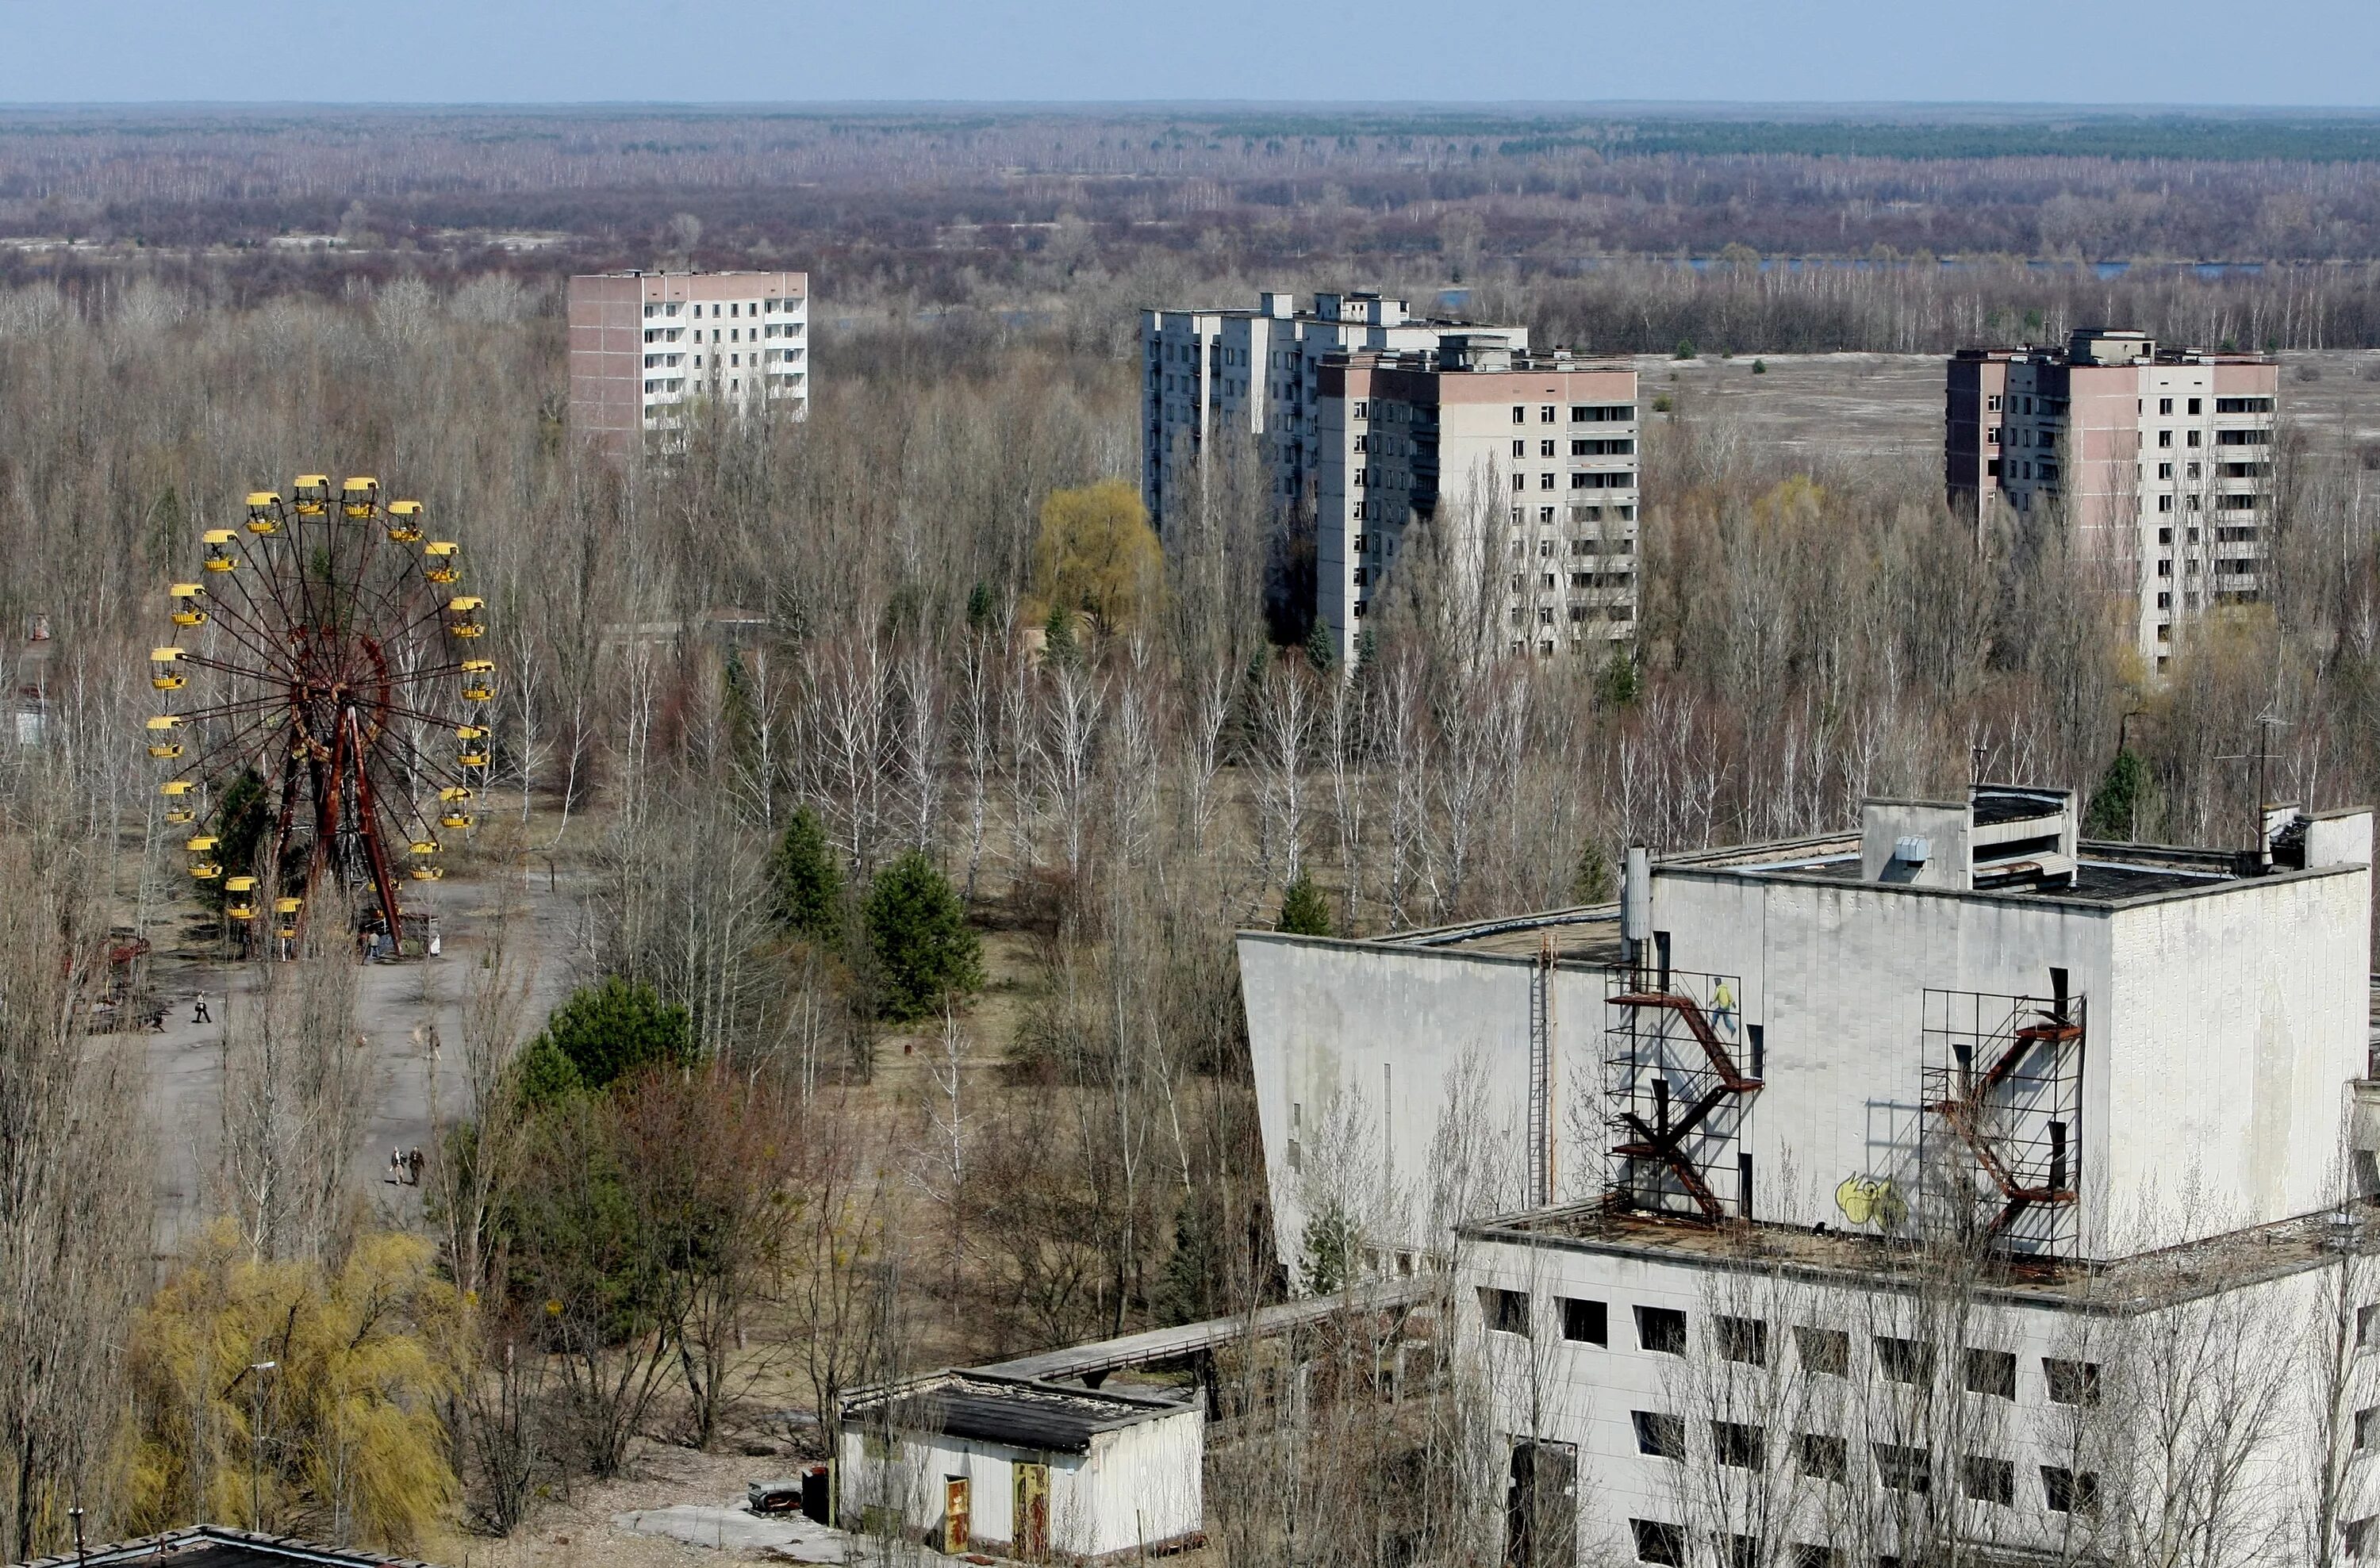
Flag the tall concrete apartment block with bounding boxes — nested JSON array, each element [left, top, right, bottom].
[[1318, 339, 1638, 665], [1139, 291, 1635, 664], [1947, 328, 2278, 669], [568, 270, 809, 455], [1139, 291, 1527, 542]]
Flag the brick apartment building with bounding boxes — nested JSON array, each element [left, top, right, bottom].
[[1947, 329, 2278, 669], [568, 270, 809, 456], [1317, 337, 1639, 665]]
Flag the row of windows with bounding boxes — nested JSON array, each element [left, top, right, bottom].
[[1509, 604, 1636, 625], [641, 298, 797, 320], [1479, 1290, 2102, 1400], [1512, 403, 1637, 424], [1626, 1470, 2103, 1562], [1510, 569, 1637, 592], [1511, 437, 1638, 459], [1510, 471, 1638, 493], [1509, 537, 1640, 558], [1511, 504, 1637, 526], [1627, 1417, 2096, 1509]]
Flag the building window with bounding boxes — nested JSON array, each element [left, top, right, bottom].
[[1541, 405, 1556, 423], [1632, 1412, 1686, 1461], [2358, 1305, 2380, 1350], [1637, 1306, 1688, 1355], [1798, 1433, 1848, 1482], [2187, 429, 2202, 447], [1963, 1456, 2015, 1507], [2187, 397, 2202, 414], [1875, 1445, 1932, 1494], [1875, 1337, 1934, 1385], [2159, 397, 2174, 415], [1964, 1348, 2017, 1400], [2347, 1516, 2377, 1558], [1716, 1317, 1768, 1367], [2044, 1357, 2103, 1406], [2157, 592, 2171, 608], [2158, 462, 2174, 479], [2357, 1406, 2380, 1452], [1987, 394, 2002, 411], [1796, 1326, 1850, 1376], [1560, 1297, 1607, 1344], [2041, 1466, 2099, 1516], [2159, 429, 2174, 448], [1540, 473, 1556, 491], [1630, 1520, 1686, 1566], [1513, 406, 1528, 424], [1540, 439, 1556, 458], [1479, 1286, 1529, 1336], [1512, 474, 1527, 493], [2158, 495, 2175, 513], [1711, 1422, 1765, 1470]]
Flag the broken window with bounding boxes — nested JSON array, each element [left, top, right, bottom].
[[1637, 1305, 1687, 1355]]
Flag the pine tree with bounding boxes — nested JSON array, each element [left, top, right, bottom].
[[2086, 747, 2148, 839], [524, 976, 692, 1098], [865, 850, 985, 1022], [1277, 872, 1333, 937], [768, 806, 844, 941]]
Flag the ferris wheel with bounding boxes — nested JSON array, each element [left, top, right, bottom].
[[146, 475, 492, 949]]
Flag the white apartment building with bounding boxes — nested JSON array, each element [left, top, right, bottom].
[[1238, 784, 2380, 1563], [1947, 330, 2278, 671], [1316, 336, 1637, 665], [1138, 289, 1530, 540], [568, 270, 809, 455]]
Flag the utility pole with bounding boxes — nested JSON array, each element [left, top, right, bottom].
[[225, 1359, 278, 1530]]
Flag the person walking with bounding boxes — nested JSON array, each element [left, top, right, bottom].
[[192, 991, 211, 1025]]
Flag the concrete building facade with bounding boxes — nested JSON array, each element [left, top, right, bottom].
[[1316, 338, 1638, 665], [567, 270, 809, 455], [1138, 289, 1528, 542], [1238, 785, 2379, 1562], [1945, 329, 2278, 669]]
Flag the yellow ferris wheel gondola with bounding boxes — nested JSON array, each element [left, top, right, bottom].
[[145, 715, 186, 759], [423, 541, 460, 583], [224, 876, 259, 920], [456, 724, 489, 770], [444, 597, 486, 638], [245, 492, 283, 535], [438, 785, 474, 831], [386, 500, 424, 543], [150, 647, 186, 692], [341, 477, 378, 519], [460, 658, 495, 702], [202, 531, 240, 573], [169, 583, 207, 627], [186, 834, 222, 880], [407, 839, 443, 881], [292, 474, 330, 515]]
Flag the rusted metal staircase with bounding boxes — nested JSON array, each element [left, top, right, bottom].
[[1606, 974, 1762, 1221], [1922, 988, 2085, 1253]]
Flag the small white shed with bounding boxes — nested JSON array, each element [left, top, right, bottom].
[[839, 1371, 1203, 1561]]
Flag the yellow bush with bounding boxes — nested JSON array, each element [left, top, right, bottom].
[[1029, 479, 1164, 634], [122, 1227, 463, 1551]]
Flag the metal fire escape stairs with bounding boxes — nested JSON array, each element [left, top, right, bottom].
[[1922, 989, 2084, 1251], [1606, 969, 1762, 1221]]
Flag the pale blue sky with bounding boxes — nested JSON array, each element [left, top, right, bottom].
[[1, 0, 2374, 108]]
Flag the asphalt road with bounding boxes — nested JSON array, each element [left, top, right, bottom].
[[140, 863, 582, 1258]]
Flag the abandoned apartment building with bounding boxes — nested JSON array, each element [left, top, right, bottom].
[[1239, 784, 2380, 1563]]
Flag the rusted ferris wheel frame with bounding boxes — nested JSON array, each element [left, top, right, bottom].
[[149, 477, 490, 950]]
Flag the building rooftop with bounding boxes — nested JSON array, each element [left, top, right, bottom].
[[1461, 1198, 2370, 1313], [16, 1526, 445, 1568], [843, 1371, 1192, 1454]]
